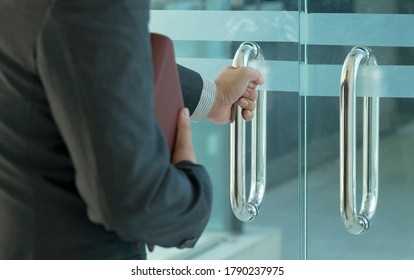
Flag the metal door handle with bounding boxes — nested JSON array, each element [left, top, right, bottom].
[[230, 42, 266, 222], [340, 46, 379, 234]]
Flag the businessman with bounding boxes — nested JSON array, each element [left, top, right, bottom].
[[0, 0, 263, 259]]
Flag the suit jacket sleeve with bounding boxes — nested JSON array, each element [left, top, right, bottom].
[[36, 0, 212, 248], [177, 65, 203, 115]]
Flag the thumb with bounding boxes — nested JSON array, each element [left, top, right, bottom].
[[244, 66, 265, 85], [172, 108, 196, 164]]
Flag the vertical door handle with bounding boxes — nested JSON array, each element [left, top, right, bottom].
[[340, 46, 379, 234], [230, 42, 267, 222]]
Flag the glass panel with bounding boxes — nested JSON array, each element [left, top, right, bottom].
[[302, 0, 414, 259], [149, 0, 300, 260]]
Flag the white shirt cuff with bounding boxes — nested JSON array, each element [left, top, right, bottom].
[[189, 76, 217, 123]]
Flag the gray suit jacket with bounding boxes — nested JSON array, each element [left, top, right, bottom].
[[0, 0, 212, 259]]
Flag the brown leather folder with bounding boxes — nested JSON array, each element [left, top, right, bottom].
[[151, 33, 184, 154]]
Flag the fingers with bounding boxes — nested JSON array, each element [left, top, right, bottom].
[[242, 67, 265, 86], [238, 98, 255, 121], [209, 65, 263, 124], [248, 81, 257, 89], [242, 87, 258, 100], [240, 87, 258, 121], [226, 65, 264, 86], [172, 108, 196, 164], [238, 97, 256, 112], [242, 109, 254, 121]]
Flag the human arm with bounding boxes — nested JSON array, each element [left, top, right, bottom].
[[36, 0, 211, 248], [178, 65, 264, 124]]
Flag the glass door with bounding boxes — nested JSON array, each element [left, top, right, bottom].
[[149, 0, 301, 260], [149, 0, 414, 260], [301, 0, 414, 259]]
